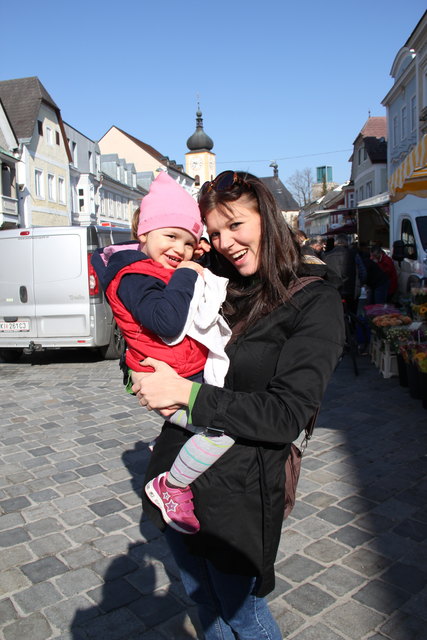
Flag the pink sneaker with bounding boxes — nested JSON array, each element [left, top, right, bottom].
[[145, 472, 200, 535]]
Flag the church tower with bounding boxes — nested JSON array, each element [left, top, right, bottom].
[[185, 105, 215, 186]]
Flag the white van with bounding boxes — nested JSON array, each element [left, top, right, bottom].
[[0, 225, 131, 361], [391, 208, 427, 293]]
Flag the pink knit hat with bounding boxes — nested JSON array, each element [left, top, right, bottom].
[[137, 172, 202, 242]]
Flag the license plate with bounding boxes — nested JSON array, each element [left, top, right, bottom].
[[0, 320, 30, 332]]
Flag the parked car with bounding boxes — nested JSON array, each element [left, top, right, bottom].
[[0, 225, 131, 361]]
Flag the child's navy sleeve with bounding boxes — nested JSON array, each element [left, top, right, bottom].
[[117, 268, 198, 337]]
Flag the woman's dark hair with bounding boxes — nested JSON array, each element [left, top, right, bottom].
[[198, 171, 302, 332]]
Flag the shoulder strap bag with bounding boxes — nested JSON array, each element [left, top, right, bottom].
[[284, 276, 322, 519]]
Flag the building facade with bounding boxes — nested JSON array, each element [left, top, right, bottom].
[[0, 77, 72, 228]]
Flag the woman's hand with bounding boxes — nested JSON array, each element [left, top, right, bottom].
[[131, 358, 193, 413]]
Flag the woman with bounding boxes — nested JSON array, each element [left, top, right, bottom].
[[133, 171, 345, 639]]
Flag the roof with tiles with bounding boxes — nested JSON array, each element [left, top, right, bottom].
[[0, 76, 59, 141], [359, 116, 387, 140]]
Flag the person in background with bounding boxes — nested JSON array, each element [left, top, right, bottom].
[[304, 235, 326, 259], [370, 245, 398, 302], [358, 242, 390, 305], [133, 170, 345, 640], [324, 234, 358, 312]]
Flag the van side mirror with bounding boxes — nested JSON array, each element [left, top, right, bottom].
[[392, 240, 405, 264]]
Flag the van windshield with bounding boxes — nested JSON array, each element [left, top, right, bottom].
[[416, 216, 427, 251]]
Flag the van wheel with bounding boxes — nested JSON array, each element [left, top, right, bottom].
[[0, 349, 23, 363], [99, 321, 124, 360]]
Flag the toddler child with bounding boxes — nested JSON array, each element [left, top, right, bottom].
[[92, 172, 233, 534]]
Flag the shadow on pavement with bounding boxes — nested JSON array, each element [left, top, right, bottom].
[[70, 441, 201, 640]]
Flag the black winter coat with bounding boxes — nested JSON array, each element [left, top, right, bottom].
[[142, 279, 345, 596]]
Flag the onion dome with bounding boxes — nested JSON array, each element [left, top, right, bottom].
[[186, 106, 213, 152]]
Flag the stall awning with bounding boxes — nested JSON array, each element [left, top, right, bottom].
[[321, 222, 357, 236], [389, 134, 427, 200]]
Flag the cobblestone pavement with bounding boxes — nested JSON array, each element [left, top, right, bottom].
[[0, 349, 426, 640]]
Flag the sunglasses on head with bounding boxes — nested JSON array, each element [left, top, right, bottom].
[[200, 171, 249, 195]]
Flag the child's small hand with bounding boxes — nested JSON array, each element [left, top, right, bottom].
[[177, 261, 205, 277]]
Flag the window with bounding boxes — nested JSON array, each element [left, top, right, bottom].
[[363, 147, 367, 161], [46, 127, 53, 145], [37, 120, 43, 136], [47, 174, 56, 201], [88, 151, 94, 173], [393, 116, 398, 147], [79, 198, 85, 212], [401, 218, 417, 259], [72, 142, 78, 167], [58, 177, 65, 203], [359, 186, 364, 201], [358, 148, 362, 165], [348, 192, 355, 208], [35, 169, 44, 198], [56, 131, 60, 145], [410, 95, 416, 132], [401, 106, 407, 140], [366, 181, 372, 199]]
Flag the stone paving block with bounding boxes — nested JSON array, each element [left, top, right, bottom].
[[303, 491, 337, 509], [21, 555, 69, 583], [44, 593, 100, 631], [95, 514, 132, 534], [393, 518, 427, 542], [61, 545, 105, 570], [75, 464, 106, 478], [88, 577, 142, 613], [28, 532, 72, 558], [0, 496, 31, 513], [0, 567, 31, 596], [65, 524, 100, 545], [379, 610, 427, 640], [60, 507, 94, 526], [380, 561, 427, 595], [3, 611, 53, 640], [269, 601, 305, 638], [92, 533, 133, 557], [12, 581, 63, 613], [352, 578, 412, 614], [91, 554, 139, 582], [22, 502, 59, 522], [342, 548, 392, 577], [0, 526, 30, 547], [399, 585, 427, 622], [128, 590, 184, 628], [26, 517, 62, 538], [55, 567, 104, 597], [291, 515, 336, 540], [276, 554, 324, 583], [290, 622, 347, 639], [0, 512, 25, 531], [125, 561, 172, 595], [153, 609, 201, 640], [303, 538, 349, 563], [284, 583, 335, 616], [322, 600, 385, 639], [72, 606, 145, 640], [89, 498, 126, 517], [313, 564, 366, 597], [0, 597, 18, 625], [329, 524, 373, 548], [316, 505, 357, 527]]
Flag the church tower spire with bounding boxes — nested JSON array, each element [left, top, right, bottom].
[[185, 103, 216, 187]]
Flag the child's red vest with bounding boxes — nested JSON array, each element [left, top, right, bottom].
[[106, 258, 208, 376]]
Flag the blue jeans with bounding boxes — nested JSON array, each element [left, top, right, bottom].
[[165, 529, 282, 640]]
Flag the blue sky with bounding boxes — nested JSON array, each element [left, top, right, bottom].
[[2, 1, 426, 187]]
